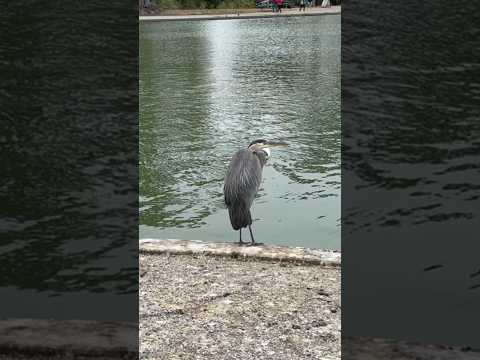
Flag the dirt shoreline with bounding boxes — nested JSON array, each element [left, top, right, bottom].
[[140, 240, 341, 359]]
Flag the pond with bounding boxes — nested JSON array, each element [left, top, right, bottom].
[[140, 15, 340, 250]]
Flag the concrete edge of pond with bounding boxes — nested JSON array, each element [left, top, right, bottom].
[[139, 7, 341, 22], [140, 238, 341, 266], [344, 336, 480, 359], [0, 319, 138, 359]]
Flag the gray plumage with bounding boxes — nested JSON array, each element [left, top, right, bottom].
[[224, 147, 268, 231]]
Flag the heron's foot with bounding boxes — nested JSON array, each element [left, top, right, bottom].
[[247, 242, 264, 247]]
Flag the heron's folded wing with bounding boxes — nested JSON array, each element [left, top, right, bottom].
[[224, 149, 262, 207]]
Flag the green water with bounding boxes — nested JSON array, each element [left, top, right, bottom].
[[140, 15, 340, 250]]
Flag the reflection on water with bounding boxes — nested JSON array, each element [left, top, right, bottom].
[[140, 16, 341, 249]]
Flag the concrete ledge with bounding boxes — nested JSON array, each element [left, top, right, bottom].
[[0, 319, 137, 359], [344, 336, 480, 360], [140, 238, 341, 267]]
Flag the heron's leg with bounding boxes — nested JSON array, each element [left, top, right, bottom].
[[239, 229, 244, 244], [248, 225, 255, 244]]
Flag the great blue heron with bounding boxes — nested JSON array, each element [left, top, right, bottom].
[[223, 139, 288, 245]]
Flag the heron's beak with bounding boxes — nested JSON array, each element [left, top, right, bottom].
[[261, 141, 289, 149]]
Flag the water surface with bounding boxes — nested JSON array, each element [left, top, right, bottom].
[[140, 16, 340, 249], [342, 0, 480, 346], [1, 2, 138, 321]]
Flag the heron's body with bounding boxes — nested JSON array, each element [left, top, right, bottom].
[[223, 139, 284, 245], [224, 148, 268, 231]]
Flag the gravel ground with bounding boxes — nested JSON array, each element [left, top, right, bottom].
[[140, 253, 340, 360]]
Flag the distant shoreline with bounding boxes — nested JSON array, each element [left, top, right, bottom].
[[139, 5, 340, 22]]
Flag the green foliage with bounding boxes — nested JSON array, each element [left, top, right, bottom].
[[154, 0, 181, 9], [153, 0, 255, 9], [216, 0, 256, 9]]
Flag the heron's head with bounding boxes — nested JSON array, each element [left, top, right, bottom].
[[248, 139, 288, 157]]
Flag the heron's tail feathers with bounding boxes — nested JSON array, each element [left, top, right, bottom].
[[228, 203, 252, 230]]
